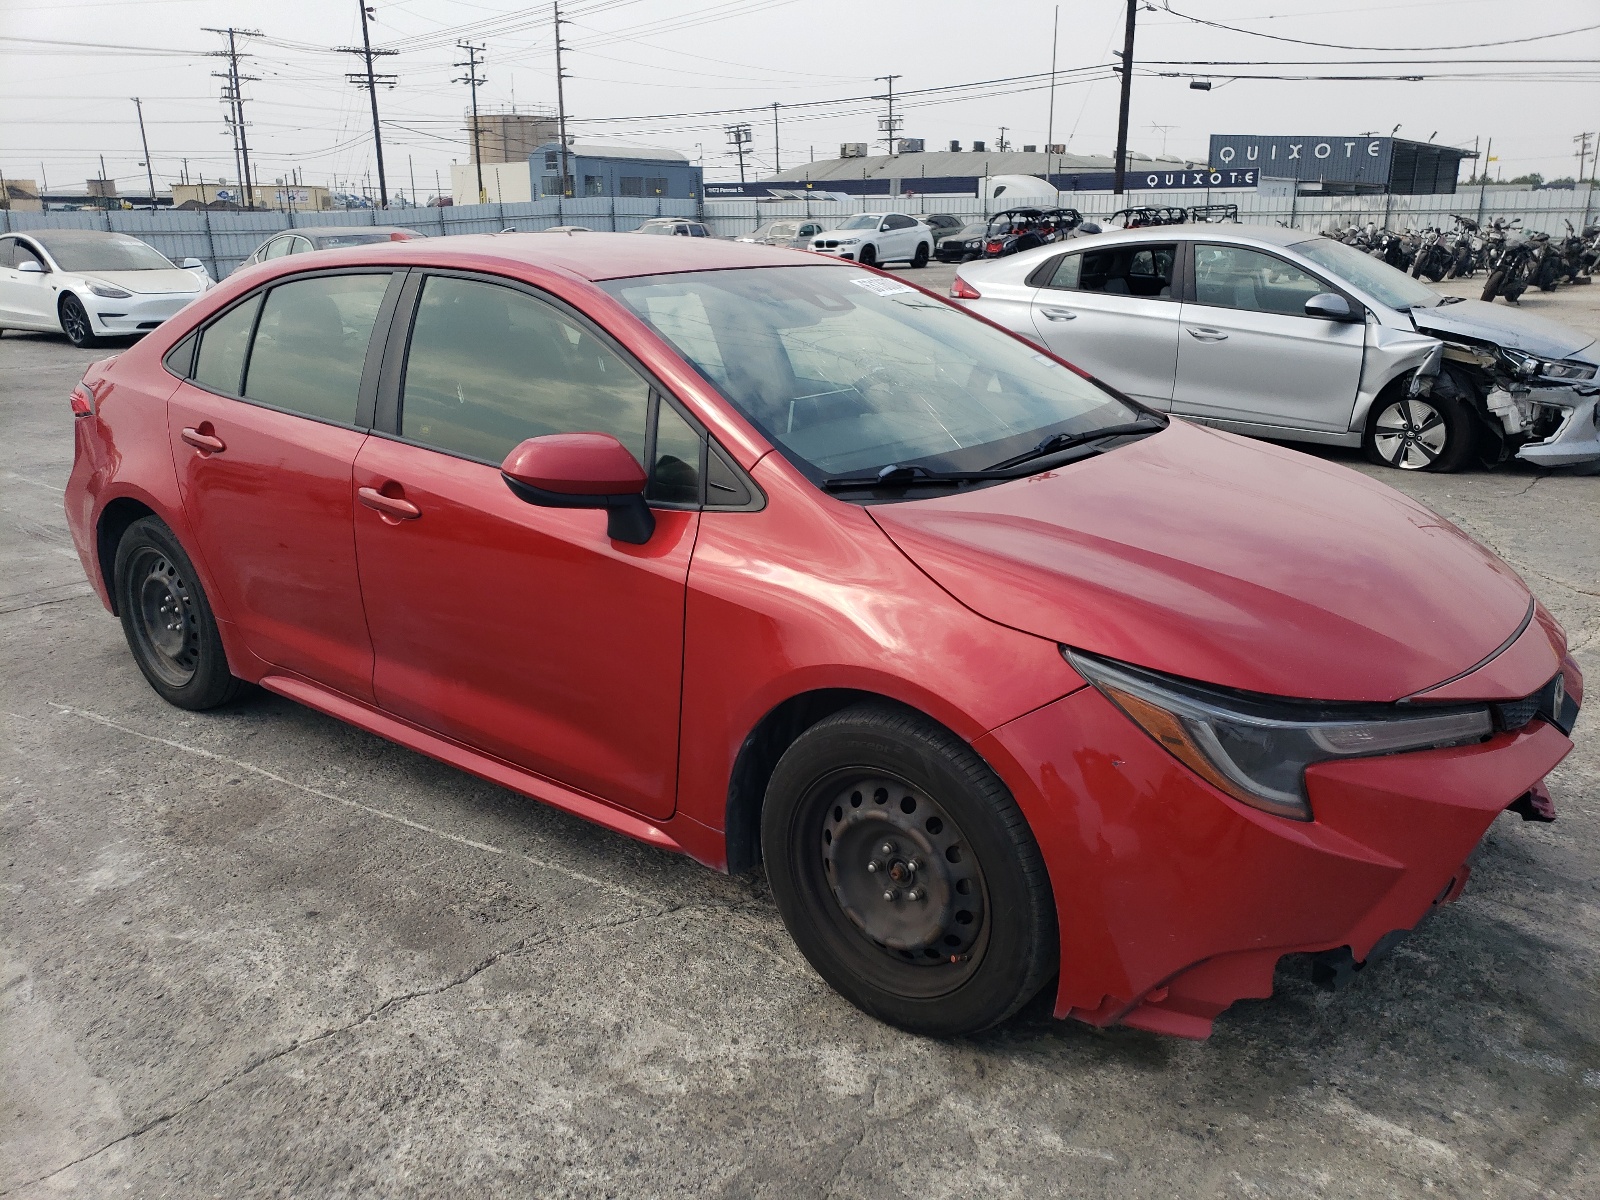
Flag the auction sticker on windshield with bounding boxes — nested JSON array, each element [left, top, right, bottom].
[[849, 277, 916, 296]]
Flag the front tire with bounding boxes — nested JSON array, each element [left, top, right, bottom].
[[858, 244, 877, 267], [1481, 270, 1504, 302], [59, 295, 100, 348], [762, 703, 1057, 1037], [114, 517, 243, 709], [1362, 386, 1476, 472]]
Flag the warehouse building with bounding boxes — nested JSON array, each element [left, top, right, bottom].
[[1208, 134, 1474, 195], [533, 143, 703, 199]]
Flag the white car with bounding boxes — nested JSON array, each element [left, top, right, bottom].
[[810, 212, 933, 268], [952, 225, 1599, 470], [0, 230, 211, 348]]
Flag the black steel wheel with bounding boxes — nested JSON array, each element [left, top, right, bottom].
[[762, 703, 1057, 1037], [58, 294, 100, 348], [114, 517, 243, 709], [1362, 386, 1475, 473]]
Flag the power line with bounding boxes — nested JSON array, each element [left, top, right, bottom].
[[1158, 3, 1600, 52]]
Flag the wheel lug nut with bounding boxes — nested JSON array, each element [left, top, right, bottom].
[[882, 890, 897, 902], [906, 859, 920, 873], [880, 842, 894, 856], [866, 861, 878, 873], [905, 889, 921, 902]]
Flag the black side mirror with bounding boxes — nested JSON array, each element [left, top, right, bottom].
[[1305, 293, 1360, 322]]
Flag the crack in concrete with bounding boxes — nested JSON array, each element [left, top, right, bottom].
[[3, 903, 690, 1195], [822, 1072, 881, 1200]]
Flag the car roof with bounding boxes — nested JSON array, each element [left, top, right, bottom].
[[21, 228, 149, 246], [1086, 223, 1312, 248], [277, 226, 410, 238], [275, 230, 818, 281]]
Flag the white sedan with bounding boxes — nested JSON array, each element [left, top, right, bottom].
[[0, 229, 211, 348]]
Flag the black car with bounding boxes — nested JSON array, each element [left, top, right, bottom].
[[917, 212, 965, 244], [935, 221, 991, 263], [978, 207, 1084, 259]]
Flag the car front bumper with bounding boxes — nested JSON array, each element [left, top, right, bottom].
[[86, 291, 203, 336], [1514, 389, 1600, 466], [975, 664, 1580, 1038]]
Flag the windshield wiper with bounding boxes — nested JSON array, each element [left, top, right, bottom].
[[983, 418, 1166, 471], [1437, 295, 1466, 305], [821, 463, 1012, 492]]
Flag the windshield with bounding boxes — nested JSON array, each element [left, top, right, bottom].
[[837, 214, 880, 231], [38, 235, 174, 272], [314, 232, 390, 249], [760, 222, 799, 239], [638, 223, 676, 235], [600, 264, 1140, 485], [1293, 237, 1441, 310]]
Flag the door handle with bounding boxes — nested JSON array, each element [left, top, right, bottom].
[[180, 426, 226, 453], [358, 485, 421, 521], [1187, 327, 1228, 341], [1040, 306, 1077, 321]]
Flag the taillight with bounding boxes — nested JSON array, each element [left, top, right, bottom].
[[950, 276, 982, 300], [70, 383, 95, 418], [984, 241, 1003, 254]]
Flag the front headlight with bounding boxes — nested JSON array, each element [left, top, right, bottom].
[[86, 279, 132, 299], [839, 237, 860, 245], [1065, 650, 1493, 821], [1500, 347, 1597, 381]]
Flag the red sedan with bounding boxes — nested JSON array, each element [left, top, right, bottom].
[[62, 233, 1581, 1038]]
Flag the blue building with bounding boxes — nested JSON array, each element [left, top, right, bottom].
[[531, 142, 703, 200]]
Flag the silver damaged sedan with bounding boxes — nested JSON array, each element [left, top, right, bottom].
[[952, 225, 1599, 470]]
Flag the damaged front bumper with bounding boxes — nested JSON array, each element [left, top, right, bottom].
[[1505, 385, 1600, 466]]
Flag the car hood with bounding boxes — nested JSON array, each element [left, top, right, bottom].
[[869, 421, 1532, 703], [77, 269, 206, 295], [1410, 299, 1595, 359]]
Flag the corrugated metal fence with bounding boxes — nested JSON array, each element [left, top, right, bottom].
[[4, 187, 1594, 278]]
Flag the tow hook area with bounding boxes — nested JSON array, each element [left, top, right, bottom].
[[1508, 780, 1557, 823], [1309, 869, 1471, 990]]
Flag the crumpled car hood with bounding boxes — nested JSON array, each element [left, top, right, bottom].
[[1409, 299, 1595, 360], [869, 421, 1533, 703]]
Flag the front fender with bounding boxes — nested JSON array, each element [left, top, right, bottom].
[[1349, 322, 1442, 433]]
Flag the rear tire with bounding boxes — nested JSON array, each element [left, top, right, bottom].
[[910, 242, 929, 268], [1362, 384, 1476, 473], [114, 517, 243, 710], [761, 702, 1057, 1037]]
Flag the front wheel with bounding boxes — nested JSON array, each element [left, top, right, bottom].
[[114, 517, 243, 709], [1481, 269, 1505, 302], [1363, 388, 1476, 472], [59, 295, 100, 348], [762, 703, 1058, 1037], [858, 244, 877, 267]]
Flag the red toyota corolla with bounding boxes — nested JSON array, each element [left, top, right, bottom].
[[63, 234, 1581, 1038]]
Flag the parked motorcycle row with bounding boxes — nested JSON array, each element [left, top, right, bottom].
[[1324, 216, 1600, 303]]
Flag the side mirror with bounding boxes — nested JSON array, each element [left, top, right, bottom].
[[500, 432, 654, 545], [180, 257, 205, 270], [17, 260, 45, 274], [1305, 292, 1360, 322]]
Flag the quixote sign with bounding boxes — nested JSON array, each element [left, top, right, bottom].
[[1208, 135, 1394, 185], [1137, 168, 1257, 189]]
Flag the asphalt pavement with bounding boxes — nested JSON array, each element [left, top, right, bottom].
[[2, 303, 1597, 1198]]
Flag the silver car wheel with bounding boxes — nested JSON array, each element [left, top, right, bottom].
[[1372, 397, 1448, 470]]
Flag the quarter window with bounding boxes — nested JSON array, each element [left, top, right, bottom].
[[192, 296, 261, 395], [399, 275, 651, 466], [648, 399, 702, 504], [242, 273, 391, 424], [1193, 244, 1327, 316], [262, 237, 295, 260]]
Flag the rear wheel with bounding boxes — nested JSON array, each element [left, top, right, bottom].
[[114, 517, 243, 709], [1363, 388, 1476, 473], [858, 244, 877, 267], [762, 703, 1057, 1037], [910, 242, 929, 268], [59, 295, 100, 348]]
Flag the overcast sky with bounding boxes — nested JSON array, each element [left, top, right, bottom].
[[3, 0, 1596, 200]]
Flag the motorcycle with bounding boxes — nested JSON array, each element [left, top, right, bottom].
[[1409, 225, 1451, 282], [1481, 225, 1536, 303]]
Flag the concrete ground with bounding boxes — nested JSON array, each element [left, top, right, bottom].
[[2, 274, 1597, 1198]]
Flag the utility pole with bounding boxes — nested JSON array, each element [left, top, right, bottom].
[[1575, 132, 1596, 183], [1112, 0, 1137, 195], [998, 126, 1009, 152], [338, 1, 397, 207], [553, 2, 572, 197], [132, 97, 157, 206], [1045, 3, 1059, 191], [772, 101, 781, 174], [409, 154, 417, 208], [204, 27, 260, 206], [454, 42, 487, 203], [875, 74, 902, 155], [725, 123, 752, 183]]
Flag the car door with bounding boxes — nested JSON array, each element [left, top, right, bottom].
[[1172, 242, 1365, 431], [1028, 240, 1182, 408], [166, 268, 399, 700], [881, 213, 918, 259], [0, 237, 23, 325], [351, 271, 701, 821], [0, 239, 59, 329]]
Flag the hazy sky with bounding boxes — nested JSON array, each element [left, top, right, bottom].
[[3, 0, 1597, 200]]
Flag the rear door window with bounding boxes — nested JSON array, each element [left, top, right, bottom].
[[1046, 243, 1176, 298], [242, 273, 392, 424], [192, 296, 262, 395], [398, 275, 651, 465]]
